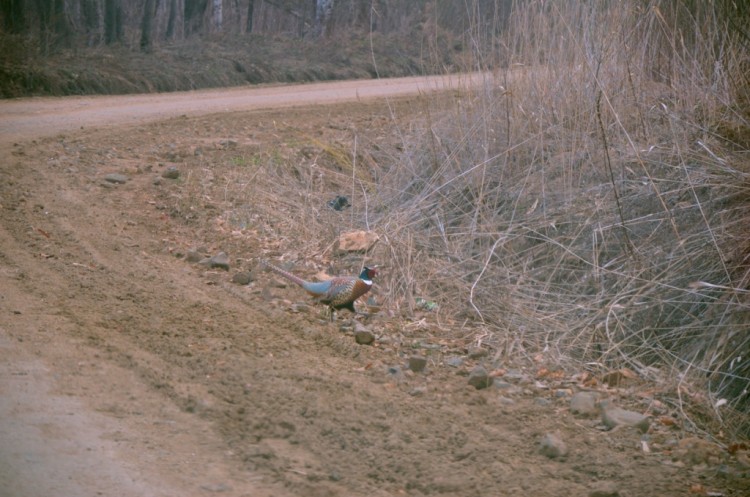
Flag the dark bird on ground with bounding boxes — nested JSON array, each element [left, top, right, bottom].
[[263, 261, 377, 319]]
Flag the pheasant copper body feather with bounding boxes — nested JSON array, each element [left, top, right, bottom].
[[263, 261, 377, 319]]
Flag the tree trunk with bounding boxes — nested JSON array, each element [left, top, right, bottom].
[[140, 0, 155, 51], [104, 0, 123, 44], [165, 0, 177, 39], [184, 0, 208, 36], [245, 0, 253, 33], [51, 0, 70, 44], [212, 0, 221, 31], [80, 0, 100, 46], [314, 0, 333, 38]]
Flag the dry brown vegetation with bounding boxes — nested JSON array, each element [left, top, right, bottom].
[[160, 1, 750, 439], [388, 1, 750, 438]]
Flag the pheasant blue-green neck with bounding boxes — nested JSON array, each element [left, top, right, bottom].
[[359, 266, 377, 285]]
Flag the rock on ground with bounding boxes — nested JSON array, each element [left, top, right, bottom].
[[539, 433, 569, 459]]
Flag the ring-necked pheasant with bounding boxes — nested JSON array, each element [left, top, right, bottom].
[[262, 261, 377, 320]]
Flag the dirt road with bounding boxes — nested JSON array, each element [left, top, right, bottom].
[[1, 76, 747, 497], [0, 73, 488, 145]]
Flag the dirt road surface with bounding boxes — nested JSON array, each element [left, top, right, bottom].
[[1, 75, 747, 497], [0, 73, 488, 146]]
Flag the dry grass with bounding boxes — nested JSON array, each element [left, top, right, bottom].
[[369, 1, 750, 439], [167, 2, 750, 439], [377, 2, 750, 435]]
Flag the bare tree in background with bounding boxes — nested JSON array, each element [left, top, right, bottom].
[[104, 0, 123, 45], [2, 0, 748, 54], [32, 0, 71, 52], [313, 0, 333, 37], [165, 0, 180, 40], [246, 0, 254, 33], [212, 0, 222, 31], [140, 0, 156, 51]]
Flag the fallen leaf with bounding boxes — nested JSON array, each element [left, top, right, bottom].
[[658, 416, 677, 427], [688, 483, 705, 494]]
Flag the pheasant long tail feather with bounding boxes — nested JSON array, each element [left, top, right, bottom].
[[264, 262, 308, 288]]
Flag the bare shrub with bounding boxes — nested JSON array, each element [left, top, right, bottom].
[[367, 1, 750, 437]]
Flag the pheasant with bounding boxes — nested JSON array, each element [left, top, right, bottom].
[[263, 261, 377, 320]]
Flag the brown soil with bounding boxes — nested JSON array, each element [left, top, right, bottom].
[[1, 79, 748, 497]]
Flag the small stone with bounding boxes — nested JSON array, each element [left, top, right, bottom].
[[200, 482, 231, 493], [571, 391, 599, 417], [104, 173, 128, 184], [232, 271, 253, 285], [588, 481, 620, 497], [162, 166, 180, 179], [468, 366, 493, 390], [354, 330, 375, 345], [445, 356, 464, 368], [409, 386, 427, 397], [200, 252, 230, 270], [599, 400, 650, 433], [468, 347, 488, 359], [186, 250, 204, 263], [539, 433, 568, 459], [408, 355, 427, 373], [504, 369, 529, 382]]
